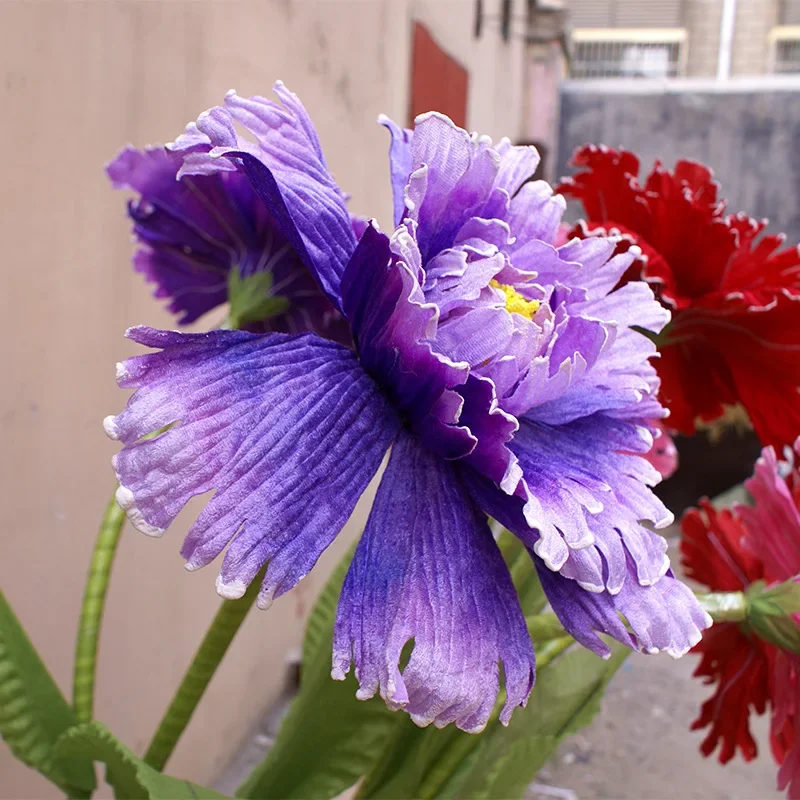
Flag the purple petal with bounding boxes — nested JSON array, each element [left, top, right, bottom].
[[408, 113, 499, 262], [341, 223, 475, 459], [493, 138, 540, 197], [106, 146, 241, 324], [332, 430, 535, 732], [535, 558, 711, 659], [462, 467, 709, 657], [107, 145, 348, 340], [379, 115, 414, 227], [105, 328, 399, 608], [463, 416, 670, 592], [169, 83, 356, 308]]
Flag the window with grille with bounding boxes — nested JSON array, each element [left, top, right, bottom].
[[570, 29, 686, 79], [769, 26, 800, 73]]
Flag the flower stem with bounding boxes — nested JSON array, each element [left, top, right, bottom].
[[526, 613, 567, 643], [696, 590, 748, 623], [143, 572, 263, 771], [73, 492, 127, 722]]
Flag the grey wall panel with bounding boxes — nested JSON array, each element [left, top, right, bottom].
[[557, 86, 800, 240]]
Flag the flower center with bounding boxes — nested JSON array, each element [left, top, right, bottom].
[[490, 280, 541, 320]]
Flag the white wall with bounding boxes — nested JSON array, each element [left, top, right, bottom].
[[0, 1, 528, 796]]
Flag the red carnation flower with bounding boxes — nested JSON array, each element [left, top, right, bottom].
[[558, 146, 800, 449], [681, 445, 800, 797]]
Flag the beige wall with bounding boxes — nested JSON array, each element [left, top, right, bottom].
[[0, 1, 528, 797], [730, 0, 781, 76]]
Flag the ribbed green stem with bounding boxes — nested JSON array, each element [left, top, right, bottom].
[[73, 493, 126, 723], [143, 574, 262, 771]]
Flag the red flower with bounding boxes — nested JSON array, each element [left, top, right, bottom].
[[558, 146, 800, 449], [681, 445, 800, 797]]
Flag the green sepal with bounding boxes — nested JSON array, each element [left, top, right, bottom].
[[53, 721, 227, 799], [236, 544, 399, 799], [227, 268, 290, 330], [747, 578, 800, 654], [0, 587, 96, 796]]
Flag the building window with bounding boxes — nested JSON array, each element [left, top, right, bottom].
[[769, 26, 800, 73], [570, 28, 686, 79]]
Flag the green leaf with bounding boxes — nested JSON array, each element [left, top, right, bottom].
[[450, 641, 630, 799], [227, 268, 290, 330], [54, 721, 227, 799], [0, 587, 96, 796], [236, 545, 400, 800]]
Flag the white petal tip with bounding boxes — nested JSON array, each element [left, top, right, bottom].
[[183, 561, 201, 572], [215, 575, 247, 600], [224, 88, 236, 98], [703, 611, 714, 628], [355, 687, 375, 701], [256, 593, 274, 611], [103, 415, 119, 440], [645, 646, 660, 655], [116, 486, 165, 537], [577, 580, 605, 593], [115, 361, 128, 382]]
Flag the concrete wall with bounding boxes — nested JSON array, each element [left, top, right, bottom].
[[557, 78, 800, 241], [0, 1, 529, 796]]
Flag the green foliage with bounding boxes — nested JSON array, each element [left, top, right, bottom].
[[144, 572, 264, 772], [227, 268, 290, 330], [237, 546, 399, 799], [74, 495, 126, 723], [447, 642, 630, 799], [0, 588, 96, 797], [54, 722, 227, 799]]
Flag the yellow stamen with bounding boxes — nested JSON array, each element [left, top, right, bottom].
[[490, 279, 540, 320]]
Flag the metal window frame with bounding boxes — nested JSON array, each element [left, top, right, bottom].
[[570, 27, 689, 79], [768, 25, 800, 73]]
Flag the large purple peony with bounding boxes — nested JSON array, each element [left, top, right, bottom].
[[105, 82, 710, 733]]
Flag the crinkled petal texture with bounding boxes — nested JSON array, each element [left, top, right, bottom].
[[466, 468, 709, 659], [169, 82, 356, 307], [107, 145, 348, 340], [681, 499, 770, 763], [332, 431, 535, 732], [338, 112, 701, 648], [738, 444, 800, 580], [558, 145, 800, 450], [106, 327, 399, 608]]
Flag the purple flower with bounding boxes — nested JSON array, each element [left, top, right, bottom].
[[106, 86, 349, 342], [105, 83, 710, 732]]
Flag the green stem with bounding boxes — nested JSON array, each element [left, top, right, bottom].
[[143, 573, 263, 771], [526, 613, 567, 643], [73, 492, 126, 723], [697, 590, 747, 622]]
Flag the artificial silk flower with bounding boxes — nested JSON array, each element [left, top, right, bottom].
[[106, 105, 348, 342], [681, 445, 800, 798], [558, 146, 800, 450], [105, 83, 709, 732]]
